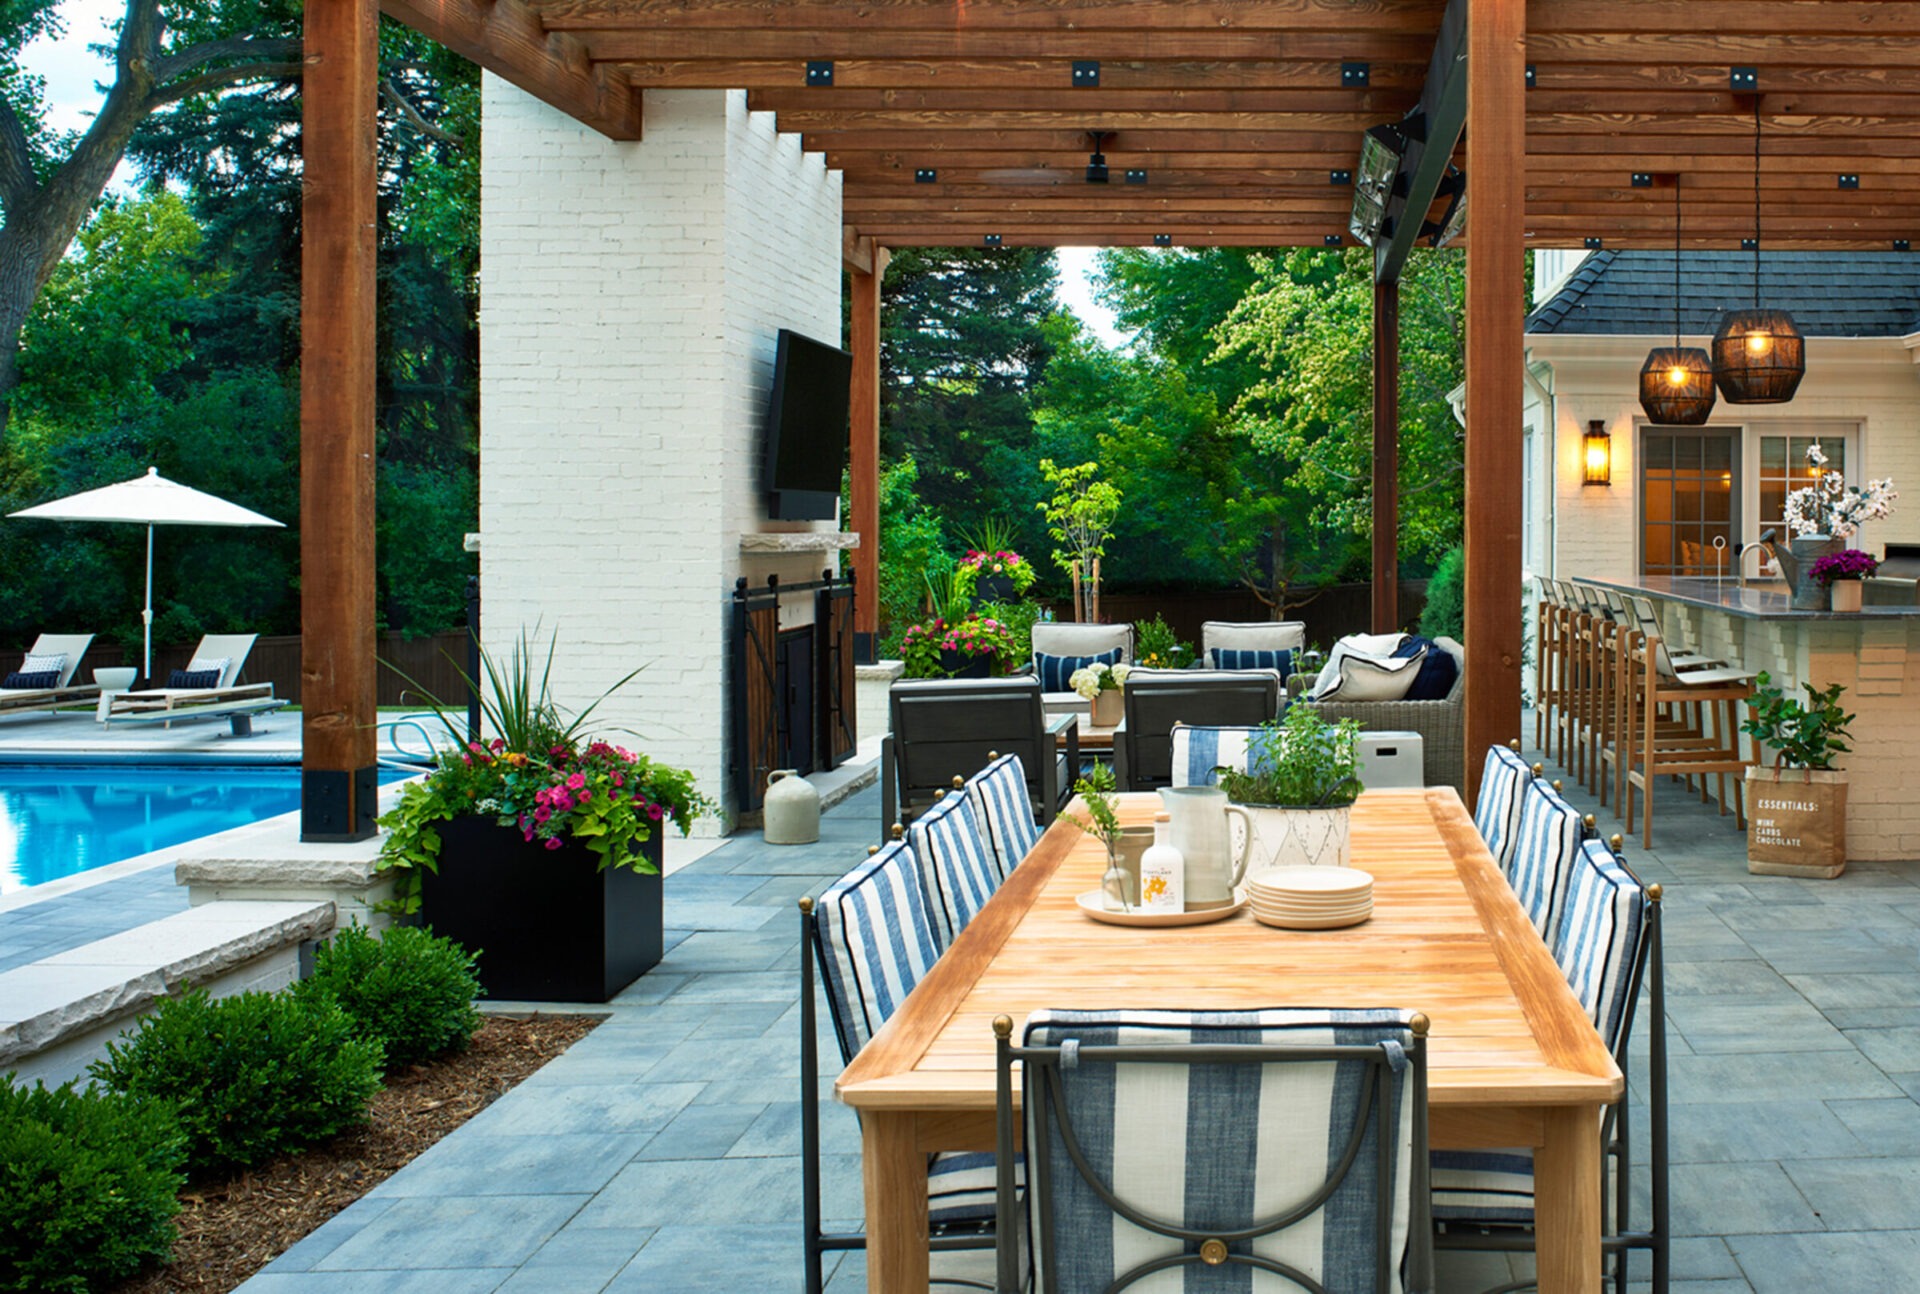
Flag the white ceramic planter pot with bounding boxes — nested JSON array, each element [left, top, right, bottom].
[[1830, 580, 1864, 613], [1225, 803, 1353, 875]]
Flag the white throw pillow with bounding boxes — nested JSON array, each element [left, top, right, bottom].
[[186, 656, 231, 681], [1315, 647, 1426, 702], [20, 652, 66, 676], [1310, 632, 1410, 698]]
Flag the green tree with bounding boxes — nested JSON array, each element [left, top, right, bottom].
[[1037, 457, 1121, 622], [881, 246, 1058, 550], [1214, 247, 1465, 565]]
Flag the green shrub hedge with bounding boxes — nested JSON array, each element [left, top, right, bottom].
[[90, 988, 383, 1177], [295, 924, 482, 1072], [1420, 543, 1464, 643], [0, 1076, 185, 1293]]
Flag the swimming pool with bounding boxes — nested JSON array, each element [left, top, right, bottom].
[[0, 764, 409, 892]]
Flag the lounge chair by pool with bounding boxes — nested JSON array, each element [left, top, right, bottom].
[[0, 634, 99, 719]]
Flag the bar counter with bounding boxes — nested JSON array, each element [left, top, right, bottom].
[[1582, 575, 1920, 861]]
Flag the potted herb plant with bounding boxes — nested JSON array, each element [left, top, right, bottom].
[[1069, 660, 1131, 726], [1740, 670, 1854, 878], [1070, 761, 1149, 911], [1810, 549, 1879, 613], [377, 630, 713, 1001], [1216, 705, 1365, 873]]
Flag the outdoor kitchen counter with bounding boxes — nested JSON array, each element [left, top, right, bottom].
[[1582, 575, 1920, 861]]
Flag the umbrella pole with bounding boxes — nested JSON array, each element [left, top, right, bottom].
[[143, 524, 153, 682]]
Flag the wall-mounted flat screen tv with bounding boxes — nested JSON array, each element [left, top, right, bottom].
[[764, 328, 852, 521]]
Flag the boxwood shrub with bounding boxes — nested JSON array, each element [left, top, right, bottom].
[[0, 1076, 185, 1293], [90, 988, 383, 1177], [295, 923, 483, 1072]]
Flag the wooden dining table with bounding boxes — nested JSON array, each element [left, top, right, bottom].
[[834, 787, 1622, 1293]]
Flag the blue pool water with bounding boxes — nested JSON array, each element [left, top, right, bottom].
[[0, 764, 407, 892]]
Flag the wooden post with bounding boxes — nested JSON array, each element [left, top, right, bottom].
[[848, 248, 889, 663], [1462, 0, 1527, 804], [299, 0, 380, 841], [1372, 275, 1401, 634]]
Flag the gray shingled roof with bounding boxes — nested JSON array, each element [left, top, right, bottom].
[[1527, 250, 1920, 338]]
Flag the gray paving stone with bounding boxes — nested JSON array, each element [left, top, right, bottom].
[[1824, 1099, 1920, 1156], [1786, 972, 1920, 1011], [1669, 1050, 1903, 1104], [1669, 1162, 1823, 1238], [493, 1225, 655, 1294], [1669, 1000, 1850, 1054], [603, 1224, 801, 1293], [1666, 1100, 1866, 1164], [237, 1270, 513, 1293], [368, 1133, 650, 1198], [1782, 1156, 1920, 1230], [264, 1196, 399, 1272], [634, 1103, 769, 1161], [570, 1155, 804, 1228], [1845, 1026, 1920, 1074], [1727, 1229, 1920, 1293], [312, 1195, 588, 1271], [459, 1082, 703, 1138]]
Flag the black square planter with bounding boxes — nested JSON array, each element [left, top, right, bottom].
[[419, 815, 664, 1002]]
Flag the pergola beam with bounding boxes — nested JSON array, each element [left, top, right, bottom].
[[382, 0, 643, 138]]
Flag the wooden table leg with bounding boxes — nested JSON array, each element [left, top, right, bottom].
[[1534, 1103, 1602, 1294], [863, 1110, 928, 1293]]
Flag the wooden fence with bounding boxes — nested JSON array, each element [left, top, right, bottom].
[[17, 630, 474, 707], [1050, 581, 1433, 651]]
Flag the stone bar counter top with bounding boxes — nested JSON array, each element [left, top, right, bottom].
[[1583, 575, 1920, 621], [1575, 574, 1920, 861]]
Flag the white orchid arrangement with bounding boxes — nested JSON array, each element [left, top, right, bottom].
[[1068, 661, 1131, 700], [1783, 443, 1897, 540]]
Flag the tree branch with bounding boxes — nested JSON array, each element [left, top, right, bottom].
[[150, 36, 302, 86], [383, 76, 456, 143], [0, 95, 39, 213], [147, 60, 303, 109]]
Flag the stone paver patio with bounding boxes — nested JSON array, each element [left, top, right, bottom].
[[225, 744, 1920, 1293]]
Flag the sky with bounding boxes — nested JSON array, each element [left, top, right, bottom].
[[21, 5, 1135, 347]]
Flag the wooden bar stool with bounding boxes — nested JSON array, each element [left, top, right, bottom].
[[1620, 627, 1757, 848]]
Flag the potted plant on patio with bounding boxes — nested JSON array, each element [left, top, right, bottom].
[[1810, 549, 1879, 613], [377, 630, 713, 1001], [1776, 443, 1897, 609], [1216, 705, 1365, 873], [1069, 659, 1131, 726], [952, 518, 1038, 605], [1740, 670, 1855, 879]]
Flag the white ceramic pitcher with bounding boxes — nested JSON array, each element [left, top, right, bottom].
[[1157, 786, 1249, 910]]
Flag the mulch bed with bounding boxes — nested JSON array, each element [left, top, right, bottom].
[[113, 1013, 601, 1294]]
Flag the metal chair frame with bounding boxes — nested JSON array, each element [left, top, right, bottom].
[[994, 1020, 1434, 1294], [1116, 669, 1282, 791], [881, 676, 1078, 843], [1435, 850, 1670, 1294]]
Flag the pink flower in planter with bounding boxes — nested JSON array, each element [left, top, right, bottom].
[[576, 787, 591, 804], [534, 806, 552, 823], [552, 791, 573, 812], [648, 803, 664, 820], [567, 772, 586, 790], [544, 837, 563, 850], [612, 773, 625, 788]]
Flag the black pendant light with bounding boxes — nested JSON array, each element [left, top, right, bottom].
[[1712, 96, 1805, 404], [1639, 176, 1717, 426]]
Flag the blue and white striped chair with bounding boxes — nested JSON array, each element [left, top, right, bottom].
[[1506, 778, 1586, 941], [995, 1007, 1433, 1294], [1169, 722, 1272, 788], [1473, 743, 1532, 871], [800, 842, 1017, 1292], [965, 753, 1041, 879], [1434, 839, 1668, 1292], [909, 789, 1001, 949]]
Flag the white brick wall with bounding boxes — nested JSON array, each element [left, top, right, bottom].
[[479, 82, 841, 831]]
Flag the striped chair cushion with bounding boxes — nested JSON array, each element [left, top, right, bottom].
[[1211, 646, 1294, 674], [908, 791, 1000, 949], [811, 841, 941, 1061], [928, 1150, 1004, 1224], [1022, 1007, 1421, 1294], [964, 752, 1040, 880], [1508, 779, 1585, 941], [1169, 723, 1273, 788], [1430, 1149, 1537, 1225], [1554, 839, 1648, 1050], [1473, 745, 1532, 870], [1035, 647, 1122, 694]]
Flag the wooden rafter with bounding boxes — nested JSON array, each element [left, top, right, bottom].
[[381, 0, 643, 139]]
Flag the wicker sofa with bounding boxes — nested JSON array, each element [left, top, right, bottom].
[[1287, 636, 1466, 798]]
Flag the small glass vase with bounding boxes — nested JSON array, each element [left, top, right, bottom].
[[1101, 826, 1155, 911]]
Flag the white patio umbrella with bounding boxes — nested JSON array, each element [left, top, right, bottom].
[[7, 467, 284, 680]]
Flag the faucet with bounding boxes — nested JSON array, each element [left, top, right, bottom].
[[1738, 530, 1779, 588]]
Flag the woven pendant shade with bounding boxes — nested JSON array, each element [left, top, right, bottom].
[[1639, 346, 1717, 425], [1711, 308, 1805, 404]]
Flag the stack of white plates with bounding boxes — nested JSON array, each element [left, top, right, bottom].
[[1246, 866, 1374, 930]]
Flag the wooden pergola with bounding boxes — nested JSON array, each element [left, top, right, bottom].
[[299, 0, 1920, 851]]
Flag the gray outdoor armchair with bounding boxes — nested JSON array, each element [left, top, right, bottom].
[[1117, 667, 1283, 791], [881, 676, 1078, 841]]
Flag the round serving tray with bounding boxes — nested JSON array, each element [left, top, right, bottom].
[[1075, 888, 1248, 928]]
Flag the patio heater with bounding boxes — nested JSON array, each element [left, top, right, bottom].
[[1638, 177, 1716, 426], [1712, 96, 1805, 404]]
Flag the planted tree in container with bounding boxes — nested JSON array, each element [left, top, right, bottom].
[[1038, 458, 1122, 622]]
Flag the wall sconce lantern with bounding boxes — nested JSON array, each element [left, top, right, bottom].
[[1583, 420, 1612, 486]]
